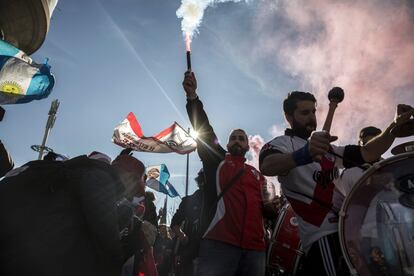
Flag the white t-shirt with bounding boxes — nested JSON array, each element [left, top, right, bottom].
[[336, 166, 366, 196], [261, 135, 347, 252], [337, 165, 379, 239]]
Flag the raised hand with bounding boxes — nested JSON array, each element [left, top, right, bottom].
[[394, 104, 414, 127], [182, 70, 197, 99], [309, 131, 338, 161]]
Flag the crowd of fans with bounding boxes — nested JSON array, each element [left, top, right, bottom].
[[2, 68, 409, 276]]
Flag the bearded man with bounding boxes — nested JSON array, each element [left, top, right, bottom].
[[259, 91, 413, 275], [183, 71, 271, 276]]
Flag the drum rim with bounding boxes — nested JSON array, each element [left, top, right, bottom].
[[338, 151, 414, 275], [267, 203, 304, 273]]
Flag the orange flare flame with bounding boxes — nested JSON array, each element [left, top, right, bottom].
[[185, 32, 192, 52]]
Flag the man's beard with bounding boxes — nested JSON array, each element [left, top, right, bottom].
[[228, 144, 248, 156], [292, 119, 316, 140]]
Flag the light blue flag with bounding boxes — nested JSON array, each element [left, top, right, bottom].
[[0, 40, 55, 104], [146, 164, 180, 198], [165, 181, 180, 198]]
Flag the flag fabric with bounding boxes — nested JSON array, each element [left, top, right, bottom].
[[112, 112, 197, 154], [146, 164, 170, 187], [146, 164, 180, 198], [0, 40, 55, 104], [164, 181, 180, 198]]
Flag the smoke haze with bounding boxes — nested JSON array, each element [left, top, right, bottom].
[[253, 0, 414, 143]]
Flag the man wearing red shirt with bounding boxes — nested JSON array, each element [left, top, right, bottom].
[[183, 71, 268, 276]]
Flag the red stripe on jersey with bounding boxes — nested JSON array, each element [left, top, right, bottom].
[[287, 156, 336, 227]]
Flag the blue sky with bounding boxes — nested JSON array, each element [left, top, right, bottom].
[[1, 0, 413, 219], [1, 0, 284, 215]]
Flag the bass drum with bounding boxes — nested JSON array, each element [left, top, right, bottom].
[[339, 152, 414, 276], [267, 203, 304, 275]]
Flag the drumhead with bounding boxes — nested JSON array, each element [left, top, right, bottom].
[[339, 152, 414, 276], [267, 203, 304, 274]]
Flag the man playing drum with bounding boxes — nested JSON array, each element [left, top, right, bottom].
[[259, 91, 414, 275]]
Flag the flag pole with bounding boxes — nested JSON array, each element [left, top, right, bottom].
[[161, 195, 168, 224], [38, 99, 59, 160], [185, 127, 190, 196]]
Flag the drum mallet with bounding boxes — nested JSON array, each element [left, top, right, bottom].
[[322, 87, 345, 132], [316, 87, 344, 162], [321, 87, 364, 169]]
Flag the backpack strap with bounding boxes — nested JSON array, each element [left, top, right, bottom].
[[209, 167, 245, 217], [216, 168, 245, 204]]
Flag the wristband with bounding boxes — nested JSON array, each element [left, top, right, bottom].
[[292, 142, 313, 166]]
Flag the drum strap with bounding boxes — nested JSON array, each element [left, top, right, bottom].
[[283, 186, 340, 217]]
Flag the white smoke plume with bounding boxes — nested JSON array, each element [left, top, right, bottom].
[[269, 124, 286, 138], [247, 135, 280, 196], [176, 0, 246, 40], [247, 134, 264, 169], [253, 0, 414, 143]]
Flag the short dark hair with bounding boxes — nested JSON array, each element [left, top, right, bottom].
[[283, 91, 317, 115], [359, 126, 381, 140], [145, 191, 156, 202], [229, 129, 248, 140]]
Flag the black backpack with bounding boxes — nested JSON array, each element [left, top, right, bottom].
[[0, 156, 127, 276]]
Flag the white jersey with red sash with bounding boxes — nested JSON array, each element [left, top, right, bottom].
[[260, 135, 346, 252]]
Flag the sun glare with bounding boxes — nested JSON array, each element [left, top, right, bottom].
[[190, 129, 199, 139]]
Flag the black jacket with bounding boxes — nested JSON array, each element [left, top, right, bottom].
[[170, 189, 203, 261], [186, 97, 226, 234], [171, 189, 203, 240], [143, 197, 158, 228], [0, 156, 141, 276]]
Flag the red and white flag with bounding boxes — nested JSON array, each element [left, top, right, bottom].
[[112, 112, 197, 154]]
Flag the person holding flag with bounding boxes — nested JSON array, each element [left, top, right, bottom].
[[182, 71, 276, 276]]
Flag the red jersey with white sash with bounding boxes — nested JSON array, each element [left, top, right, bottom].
[[203, 154, 267, 251]]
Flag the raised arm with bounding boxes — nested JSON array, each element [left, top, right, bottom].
[[260, 104, 414, 176], [259, 132, 338, 176], [260, 151, 297, 177], [183, 71, 226, 163], [361, 104, 414, 162]]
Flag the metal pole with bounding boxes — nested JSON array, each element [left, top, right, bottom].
[[161, 195, 168, 225], [38, 126, 51, 160], [38, 99, 59, 160], [185, 128, 190, 196]]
